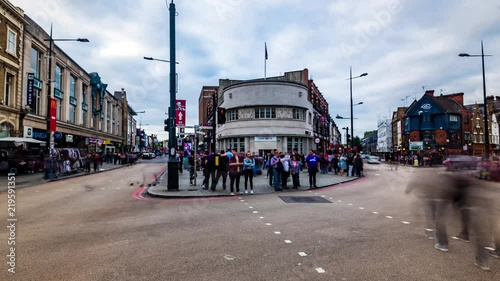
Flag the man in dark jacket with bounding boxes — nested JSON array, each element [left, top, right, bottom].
[[212, 150, 229, 191]]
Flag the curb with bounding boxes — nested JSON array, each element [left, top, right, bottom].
[[145, 176, 362, 199], [48, 163, 134, 182]]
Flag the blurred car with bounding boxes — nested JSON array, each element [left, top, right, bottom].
[[443, 155, 479, 170], [141, 152, 155, 159], [366, 155, 380, 164]]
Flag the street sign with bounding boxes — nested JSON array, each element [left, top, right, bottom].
[[198, 126, 213, 130], [196, 131, 206, 135], [314, 138, 320, 144], [175, 99, 186, 126]]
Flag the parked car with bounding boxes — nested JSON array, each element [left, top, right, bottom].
[[141, 152, 155, 159], [366, 155, 380, 164], [443, 155, 479, 170]]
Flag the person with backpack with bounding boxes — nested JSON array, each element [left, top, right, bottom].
[[242, 151, 255, 194], [305, 149, 319, 188], [212, 150, 229, 191]]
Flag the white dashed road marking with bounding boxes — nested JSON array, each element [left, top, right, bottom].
[[284, 240, 292, 244], [348, 203, 353, 206], [298, 252, 308, 257], [266, 223, 272, 226], [402, 221, 410, 225], [253, 211, 258, 214], [359, 207, 364, 210], [315, 267, 325, 273], [485, 247, 496, 251], [249, 206, 254, 209], [373, 212, 379, 214], [386, 216, 393, 219], [259, 217, 264, 219], [274, 232, 281, 235], [338, 200, 342, 202]]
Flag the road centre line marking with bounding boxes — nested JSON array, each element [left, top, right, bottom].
[[274, 232, 281, 235], [485, 247, 496, 251], [259, 217, 264, 219], [348, 203, 353, 206], [386, 216, 393, 219], [266, 223, 272, 226], [253, 211, 258, 214], [284, 240, 292, 244], [298, 252, 307, 257], [402, 221, 410, 224], [373, 212, 379, 214], [359, 207, 364, 209], [249, 206, 253, 209], [338, 200, 342, 202]]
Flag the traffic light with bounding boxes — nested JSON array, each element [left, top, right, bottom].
[[346, 134, 351, 145], [180, 128, 185, 133], [217, 107, 226, 124], [164, 119, 169, 131]]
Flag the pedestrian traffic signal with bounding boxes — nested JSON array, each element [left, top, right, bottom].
[[164, 119, 169, 132], [217, 107, 226, 124]]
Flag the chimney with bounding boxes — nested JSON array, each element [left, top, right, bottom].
[[445, 92, 464, 105], [424, 90, 435, 97]]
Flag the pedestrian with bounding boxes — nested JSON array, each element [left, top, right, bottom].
[[93, 153, 99, 172], [354, 154, 363, 177], [338, 154, 347, 176], [347, 153, 354, 177], [228, 148, 243, 195], [331, 154, 339, 175], [270, 150, 283, 191], [212, 150, 229, 190], [203, 151, 216, 190], [242, 151, 255, 194], [177, 151, 184, 175], [188, 154, 196, 185], [290, 154, 302, 189], [305, 149, 319, 189], [281, 153, 290, 190]]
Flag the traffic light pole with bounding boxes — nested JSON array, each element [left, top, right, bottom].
[[212, 92, 216, 153], [167, 1, 179, 191]]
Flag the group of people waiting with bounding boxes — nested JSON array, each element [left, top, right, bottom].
[[198, 149, 256, 195]]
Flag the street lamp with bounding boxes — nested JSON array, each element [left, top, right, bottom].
[[44, 24, 89, 152], [346, 67, 368, 148], [336, 115, 358, 120], [143, 57, 179, 64], [459, 41, 492, 158]]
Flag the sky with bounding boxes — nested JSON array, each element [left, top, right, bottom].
[[10, 0, 500, 141]]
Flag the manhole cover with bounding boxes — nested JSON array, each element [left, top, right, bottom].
[[279, 196, 332, 203]]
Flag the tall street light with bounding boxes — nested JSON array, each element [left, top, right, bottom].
[[346, 67, 368, 148], [142, 1, 179, 191], [44, 24, 89, 152], [459, 41, 492, 158]]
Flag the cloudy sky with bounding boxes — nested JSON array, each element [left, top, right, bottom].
[[11, 0, 500, 141]]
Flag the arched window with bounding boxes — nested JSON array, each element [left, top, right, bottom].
[[0, 123, 12, 138]]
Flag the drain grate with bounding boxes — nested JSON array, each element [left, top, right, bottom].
[[279, 196, 332, 203]]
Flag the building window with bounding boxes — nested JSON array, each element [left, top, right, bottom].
[[55, 65, 62, 90], [423, 114, 431, 122], [228, 138, 245, 152], [7, 29, 16, 55], [293, 109, 305, 121], [82, 110, 87, 127], [30, 47, 43, 79], [4, 73, 14, 107], [308, 112, 312, 124], [34, 88, 41, 115], [287, 138, 304, 153], [82, 84, 87, 102], [228, 109, 238, 121], [69, 75, 76, 124], [56, 99, 62, 120], [449, 115, 459, 122], [255, 108, 276, 119]]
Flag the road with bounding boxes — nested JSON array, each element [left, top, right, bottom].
[[0, 161, 498, 281]]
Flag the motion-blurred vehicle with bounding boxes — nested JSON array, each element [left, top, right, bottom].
[[443, 155, 479, 170], [141, 152, 155, 159], [366, 155, 380, 164]]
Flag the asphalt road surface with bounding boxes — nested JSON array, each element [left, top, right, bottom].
[[0, 161, 499, 281]]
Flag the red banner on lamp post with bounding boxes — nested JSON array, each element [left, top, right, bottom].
[[175, 99, 186, 126], [50, 98, 57, 132]]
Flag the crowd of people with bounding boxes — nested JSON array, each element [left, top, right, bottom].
[[184, 148, 365, 195]]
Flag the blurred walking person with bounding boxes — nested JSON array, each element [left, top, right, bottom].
[[242, 152, 255, 194]]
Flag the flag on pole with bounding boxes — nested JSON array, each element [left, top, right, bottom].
[[265, 42, 268, 60]]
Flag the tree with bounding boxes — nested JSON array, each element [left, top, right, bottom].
[[364, 130, 375, 137]]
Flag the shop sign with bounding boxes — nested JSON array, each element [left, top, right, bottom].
[[409, 141, 423, 151], [255, 137, 276, 142], [32, 129, 48, 140]]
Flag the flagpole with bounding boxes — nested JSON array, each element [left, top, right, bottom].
[[264, 42, 267, 79]]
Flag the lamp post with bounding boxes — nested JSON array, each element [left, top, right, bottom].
[[167, 0, 179, 191], [459, 41, 492, 158], [346, 67, 368, 148], [143, 57, 179, 64], [44, 24, 89, 151]]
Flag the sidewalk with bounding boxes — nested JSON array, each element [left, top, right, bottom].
[[0, 161, 134, 192], [147, 169, 360, 198]]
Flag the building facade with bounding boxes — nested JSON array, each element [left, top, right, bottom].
[[19, 15, 133, 153], [0, 1, 27, 137], [377, 119, 392, 157]]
